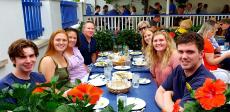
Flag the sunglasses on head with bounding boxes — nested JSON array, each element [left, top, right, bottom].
[[139, 26, 148, 31]]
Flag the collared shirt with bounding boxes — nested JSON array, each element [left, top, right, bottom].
[[162, 64, 216, 107], [79, 33, 97, 65]]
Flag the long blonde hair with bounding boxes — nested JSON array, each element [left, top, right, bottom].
[[145, 31, 176, 69], [141, 29, 154, 52]]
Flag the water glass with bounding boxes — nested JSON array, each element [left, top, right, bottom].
[[117, 93, 127, 107], [132, 73, 140, 88], [125, 57, 131, 66], [104, 67, 111, 81], [224, 42, 229, 50]]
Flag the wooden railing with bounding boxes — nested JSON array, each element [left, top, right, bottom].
[[83, 14, 230, 31]]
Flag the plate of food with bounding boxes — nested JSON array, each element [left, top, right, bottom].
[[94, 61, 108, 67], [139, 78, 151, 84], [126, 97, 146, 110], [98, 52, 109, 57], [112, 71, 133, 79], [132, 61, 146, 66], [129, 51, 142, 55], [93, 97, 109, 109], [114, 66, 131, 70]]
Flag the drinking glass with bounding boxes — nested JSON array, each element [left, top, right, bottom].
[[117, 93, 127, 107], [224, 42, 229, 50], [132, 73, 140, 88], [104, 67, 111, 81]]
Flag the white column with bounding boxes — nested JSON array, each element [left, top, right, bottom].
[[165, 0, 170, 28], [41, 0, 62, 39]]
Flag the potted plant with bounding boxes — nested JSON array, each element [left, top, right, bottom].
[[94, 30, 114, 52]]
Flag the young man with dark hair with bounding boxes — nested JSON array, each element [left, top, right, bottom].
[[0, 39, 46, 102], [155, 32, 216, 111]]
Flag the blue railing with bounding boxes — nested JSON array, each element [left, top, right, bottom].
[[60, 1, 78, 28], [22, 0, 43, 40]]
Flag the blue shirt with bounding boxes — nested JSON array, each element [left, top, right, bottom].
[[162, 64, 216, 107], [79, 33, 97, 65], [0, 72, 46, 103]]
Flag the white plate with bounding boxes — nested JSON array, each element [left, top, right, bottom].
[[132, 61, 146, 66], [89, 74, 105, 79], [114, 66, 131, 70], [112, 71, 133, 79], [139, 78, 151, 84], [93, 97, 109, 109], [88, 78, 106, 86], [94, 61, 108, 67], [127, 97, 146, 110], [129, 51, 142, 55], [98, 52, 109, 57]]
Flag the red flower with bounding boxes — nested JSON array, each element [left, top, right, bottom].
[[195, 78, 227, 110], [32, 87, 44, 93], [172, 99, 181, 112], [67, 83, 103, 104], [169, 32, 176, 38]]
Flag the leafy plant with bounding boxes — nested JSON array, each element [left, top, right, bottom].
[[190, 25, 202, 32], [101, 99, 135, 112], [0, 76, 69, 112], [116, 29, 141, 50], [94, 30, 114, 51]]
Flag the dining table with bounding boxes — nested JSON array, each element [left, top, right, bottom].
[[89, 54, 161, 112]]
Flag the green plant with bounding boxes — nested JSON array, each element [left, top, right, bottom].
[[94, 30, 114, 51], [190, 25, 202, 32], [0, 76, 69, 112], [101, 99, 135, 112], [116, 29, 141, 50]]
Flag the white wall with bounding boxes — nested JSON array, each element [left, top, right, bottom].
[[41, 0, 62, 39], [0, 0, 26, 78], [0, 0, 63, 78]]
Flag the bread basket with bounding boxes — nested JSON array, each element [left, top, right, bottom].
[[106, 80, 131, 94]]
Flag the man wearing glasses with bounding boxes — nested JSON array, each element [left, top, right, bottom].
[[79, 21, 97, 65]]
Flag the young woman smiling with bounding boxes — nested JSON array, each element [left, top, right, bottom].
[[39, 30, 69, 82], [145, 31, 180, 86]]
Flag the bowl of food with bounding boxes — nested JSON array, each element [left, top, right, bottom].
[[106, 80, 131, 94]]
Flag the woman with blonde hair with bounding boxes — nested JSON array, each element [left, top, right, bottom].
[[141, 29, 154, 53], [137, 21, 150, 35], [145, 31, 180, 86], [201, 22, 230, 83], [39, 30, 69, 82]]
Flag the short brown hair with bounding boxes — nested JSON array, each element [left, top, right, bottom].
[[8, 39, 39, 66], [176, 32, 204, 52]]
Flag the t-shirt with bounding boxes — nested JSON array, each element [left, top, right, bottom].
[[203, 38, 218, 70], [162, 64, 216, 107], [150, 51, 180, 86], [0, 72, 46, 103], [79, 33, 97, 65], [0, 72, 46, 90]]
